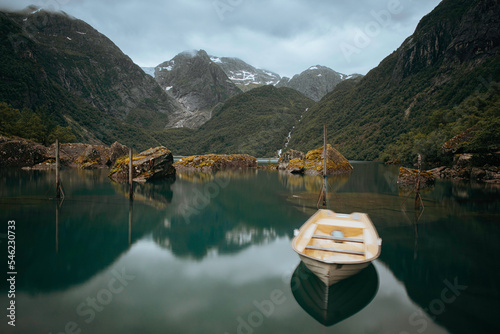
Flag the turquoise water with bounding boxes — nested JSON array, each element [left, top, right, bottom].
[[1, 163, 499, 334]]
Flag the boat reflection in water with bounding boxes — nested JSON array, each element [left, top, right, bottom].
[[291, 261, 379, 327]]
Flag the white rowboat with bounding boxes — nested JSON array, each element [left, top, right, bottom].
[[292, 209, 382, 286]]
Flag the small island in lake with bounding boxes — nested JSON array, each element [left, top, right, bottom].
[[279, 144, 353, 175]]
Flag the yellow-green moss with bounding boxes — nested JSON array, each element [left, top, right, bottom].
[[288, 158, 305, 169]]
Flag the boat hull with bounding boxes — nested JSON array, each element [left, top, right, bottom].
[[299, 255, 370, 286]]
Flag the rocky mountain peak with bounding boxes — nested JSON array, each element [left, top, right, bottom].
[[154, 50, 241, 129], [209, 55, 281, 92], [277, 65, 360, 101]]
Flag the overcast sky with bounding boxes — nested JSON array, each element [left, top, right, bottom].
[[0, 0, 441, 77]]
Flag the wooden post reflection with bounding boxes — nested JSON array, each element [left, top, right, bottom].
[[129, 192, 136, 246], [56, 200, 59, 253], [129, 148, 134, 200]]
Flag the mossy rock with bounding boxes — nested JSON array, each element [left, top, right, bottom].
[[173, 154, 257, 171], [286, 144, 353, 175], [397, 167, 435, 188], [109, 146, 175, 183]]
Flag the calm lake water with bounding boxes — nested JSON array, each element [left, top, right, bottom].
[[1, 162, 499, 334]]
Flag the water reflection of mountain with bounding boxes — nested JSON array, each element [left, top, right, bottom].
[[0, 169, 174, 294], [153, 171, 309, 260], [291, 262, 378, 326], [380, 215, 500, 334]]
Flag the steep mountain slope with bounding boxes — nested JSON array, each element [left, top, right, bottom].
[[195, 85, 314, 157], [209, 56, 281, 92], [277, 65, 361, 101], [288, 0, 500, 161], [154, 50, 242, 129], [154, 85, 314, 157], [0, 7, 180, 150]]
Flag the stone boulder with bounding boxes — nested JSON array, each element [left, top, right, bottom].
[[0, 136, 47, 167], [430, 163, 500, 183], [0, 136, 131, 170], [285, 144, 353, 175], [110, 141, 129, 165], [109, 146, 175, 183], [278, 150, 305, 170], [44, 142, 129, 169], [174, 154, 257, 172], [287, 158, 305, 174], [397, 167, 435, 188]]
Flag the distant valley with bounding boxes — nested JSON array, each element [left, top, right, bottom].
[[141, 50, 359, 129]]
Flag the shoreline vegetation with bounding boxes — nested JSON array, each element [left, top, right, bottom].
[[1, 134, 498, 183]]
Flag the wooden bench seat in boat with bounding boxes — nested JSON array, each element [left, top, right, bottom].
[[315, 218, 365, 229], [305, 245, 365, 256], [311, 234, 364, 243]]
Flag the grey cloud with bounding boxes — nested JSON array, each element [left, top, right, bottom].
[[0, 0, 442, 77]]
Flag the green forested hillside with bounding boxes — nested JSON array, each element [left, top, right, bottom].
[[287, 0, 499, 163], [0, 8, 179, 150]]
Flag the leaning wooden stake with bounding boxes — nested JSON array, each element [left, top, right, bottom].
[[323, 124, 327, 176], [317, 125, 328, 209], [129, 148, 134, 200]]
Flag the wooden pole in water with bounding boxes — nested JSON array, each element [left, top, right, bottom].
[[322, 125, 327, 207], [56, 139, 61, 199], [323, 124, 327, 177], [129, 148, 133, 200], [415, 153, 422, 210], [317, 125, 328, 209]]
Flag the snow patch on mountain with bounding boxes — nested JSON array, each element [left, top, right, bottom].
[[209, 55, 281, 91], [210, 57, 223, 64]]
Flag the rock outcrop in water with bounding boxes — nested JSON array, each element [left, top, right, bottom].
[[398, 167, 435, 188], [109, 146, 175, 183], [278, 149, 306, 170], [429, 154, 500, 183], [45, 142, 129, 169], [428, 126, 500, 183], [174, 154, 257, 172], [284, 145, 353, 175], [0, 136, 47, 168], [0, 136, 129, 169]]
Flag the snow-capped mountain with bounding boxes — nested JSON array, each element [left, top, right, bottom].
[[154, 50, 241, 129], [277, 65, 362, 101], [209, 56, 281, 92]]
